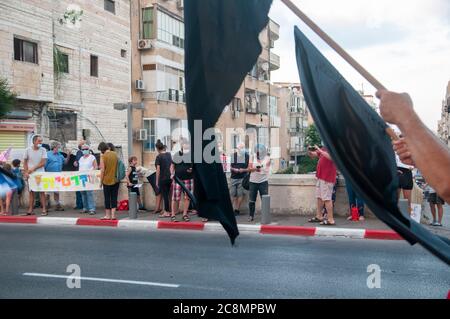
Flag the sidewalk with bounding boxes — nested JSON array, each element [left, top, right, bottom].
[[2, 204, 449, 240]]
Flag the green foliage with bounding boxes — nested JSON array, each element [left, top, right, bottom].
[[305, 124, 322, 148], [63, 9, 83, 25], [0, 77, 16, 118], [53, 46, 65, 78], [277, 156, 318, 175]]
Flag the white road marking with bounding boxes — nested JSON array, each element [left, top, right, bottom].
[[23, 273, 180, 288], [315, 227, 365, 239]]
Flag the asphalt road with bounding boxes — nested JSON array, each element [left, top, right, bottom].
[[0, 224, 448, 299]]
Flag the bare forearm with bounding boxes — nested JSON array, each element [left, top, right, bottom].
[[399, 113, 450, 201]]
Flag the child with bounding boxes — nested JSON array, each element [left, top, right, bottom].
[[126, 156, 144, 211]]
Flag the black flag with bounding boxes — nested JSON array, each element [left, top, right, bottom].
[[184, 0, 273, 244], [294, 26, 450, 265]]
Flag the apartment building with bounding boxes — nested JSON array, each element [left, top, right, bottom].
[[438, 81, 450, 147], [274, 83, 310, 163], [0, 0, 131, 158], [130, 0, 187, 167], [215, 18, 283, 171], [130, 0, 284, 171]]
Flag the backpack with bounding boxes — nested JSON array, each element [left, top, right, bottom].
[[12, 168, 25, 194], [116, 158, 126, 182], [242, 173, 250, 191]]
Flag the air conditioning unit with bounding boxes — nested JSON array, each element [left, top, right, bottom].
[[135, 80, 145, 91], [137, 39, 153, 50], [177, 0, 184, 10], [136, 129, 148, 141]]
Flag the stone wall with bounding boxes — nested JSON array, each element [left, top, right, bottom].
[[40, 174, 354, 217]]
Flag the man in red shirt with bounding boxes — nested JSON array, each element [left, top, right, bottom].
[[308, 145, 337, 225]]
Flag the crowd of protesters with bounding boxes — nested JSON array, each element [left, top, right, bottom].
[[0, 133, 446, 227], [0, 92, 449, 227]]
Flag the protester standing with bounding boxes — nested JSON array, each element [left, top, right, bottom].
[[230, 143, 249, 216], [155, 140, 172, 218], [73, 140, 86, 210], [45, 141, 68, 211], [247, 144, 271, 222], [23, 135, 48, 216], [126, 156, 144, 211], [170, 141, 194, 222], [425, 183, 445, 227], [79, 144, 97, 215], [98, 142, 119, 220], [308, 145, 337, 226], [0, 164, 14, 215], [396, 151, 414, 215]]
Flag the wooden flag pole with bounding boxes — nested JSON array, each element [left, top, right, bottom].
[[280, 0, 399, 140]]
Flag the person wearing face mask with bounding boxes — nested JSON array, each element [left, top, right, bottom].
[[247, 144, 271, 222], [230, 143, 250, 216], [23, 135, 48, 216], [78, 145, 98, 215], [45, 141, 68, 211], [72, 140, 86, 210]]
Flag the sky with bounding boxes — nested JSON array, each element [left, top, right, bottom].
[[269, 0, 450, 131]]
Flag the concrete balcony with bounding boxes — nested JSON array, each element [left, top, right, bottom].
[[269, 51, 280, 70], [269, 19, 280, 41]]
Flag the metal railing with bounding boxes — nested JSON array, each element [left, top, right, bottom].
[[142, 90, 186, 104]]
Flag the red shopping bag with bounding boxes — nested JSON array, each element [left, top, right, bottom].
[[118, 199, 129, 211], [351, 205, 360, 221]]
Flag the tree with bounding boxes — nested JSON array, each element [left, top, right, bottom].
[[0, 77, 16, 118], [305, 123, 322, 147]]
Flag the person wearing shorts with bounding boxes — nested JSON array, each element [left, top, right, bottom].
[[170, 141, 193, 222], [230, 143, 249, 216], [426, 184, 445, 227], [396, 153, 414, 215], [308, 146, 337, 226], [126, 156, 144, 211]]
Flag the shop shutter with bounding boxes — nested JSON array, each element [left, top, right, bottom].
[[0, 131, 26, 153]]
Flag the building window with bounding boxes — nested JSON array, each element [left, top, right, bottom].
[[90, 55, 98, 77], [157, 10, 184, 49], [143, 64, 156, 71], [60, 54, 69, 73], [121, 49, 127, 58], [14, 38, 38, 64], [269, 96, 278, 116], [49, 112, 77, 143], [104, 0, 115, 14], [143, 119, 156, 152], [142, 7, 154, 39], [258, 127, 270, 148]]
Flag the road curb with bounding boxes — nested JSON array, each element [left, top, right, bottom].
[[0, 216, 404, 241]]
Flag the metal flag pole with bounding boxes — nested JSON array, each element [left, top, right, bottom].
[[280, 0, 399, 140]]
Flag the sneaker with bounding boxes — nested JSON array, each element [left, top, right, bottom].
[[80, 210, 88, 214], [55, 204, 65, 212], [248, 217, 254, 222], [89, 211, 96, 216]]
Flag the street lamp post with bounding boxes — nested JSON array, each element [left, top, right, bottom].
[[113, 102, 144, 158], [294, 143, 300, 174]]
